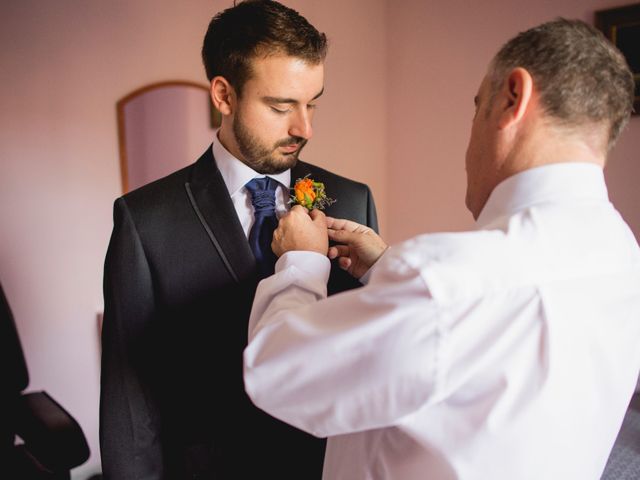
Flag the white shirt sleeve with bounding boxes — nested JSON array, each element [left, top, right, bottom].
[[244, 249, 442, 438]]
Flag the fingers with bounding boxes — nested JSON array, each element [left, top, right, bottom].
[[326, 217, 369, 233], [273, 206, 328, 255], [338, 257, 352, 270], [328, 244, 349, 259], [327, 243, 353, 273], [310, 208, 327, 227], [290, 204, 307, 213], [328, 228, 362, 245], [290, 204, 309, 216], [280, 205, 314, 229]]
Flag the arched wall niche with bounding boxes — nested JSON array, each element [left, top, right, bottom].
[[117, 80, 221, 193]]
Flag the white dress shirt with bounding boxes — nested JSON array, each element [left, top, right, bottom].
[[212, 133, 290, 237], [244, 162, 640, 480]]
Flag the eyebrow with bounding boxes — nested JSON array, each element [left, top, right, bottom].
[[263, 88, 325, 105]]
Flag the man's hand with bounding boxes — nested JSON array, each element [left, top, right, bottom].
[[272, 205, 329, 257], [326, 217, 388, 279]]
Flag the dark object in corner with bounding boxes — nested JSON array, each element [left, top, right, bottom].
[[595, 3, 640, 115], [0, 281, 90, 479]]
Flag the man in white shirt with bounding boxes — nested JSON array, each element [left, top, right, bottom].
[[243, 18, 640, 479]]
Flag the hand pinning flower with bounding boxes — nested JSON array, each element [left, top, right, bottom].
[[291, 175, 336, 211]]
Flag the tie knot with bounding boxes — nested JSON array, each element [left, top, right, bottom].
[[245, 177, 278, 214]]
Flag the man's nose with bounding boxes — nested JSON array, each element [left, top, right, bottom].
[[288, 108, 313, 140]]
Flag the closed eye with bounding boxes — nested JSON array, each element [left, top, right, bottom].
[[270, 106, 291, 114]]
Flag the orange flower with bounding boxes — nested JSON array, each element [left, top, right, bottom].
[[291, 176, 336, 211], [294, 178, 317, 207]]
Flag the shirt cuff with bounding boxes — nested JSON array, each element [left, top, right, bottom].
[[275, 250, 331, 284]]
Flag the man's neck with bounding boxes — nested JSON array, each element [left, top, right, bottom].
[[471, 125, 606, 220], [217, 125, 244, 163], [504, 122, 606, 179]]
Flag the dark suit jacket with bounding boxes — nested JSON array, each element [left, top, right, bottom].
[[100, 147, 378, 479]]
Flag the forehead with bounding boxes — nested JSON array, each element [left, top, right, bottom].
[[244, 55, 324, 98]]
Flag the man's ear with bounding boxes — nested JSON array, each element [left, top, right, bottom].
[[497, 67, 533, 129], [210, 76, 235, 116]]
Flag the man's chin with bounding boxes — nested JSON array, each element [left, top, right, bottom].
[[257, 155, 298, 175]]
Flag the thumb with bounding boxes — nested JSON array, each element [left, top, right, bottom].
[[290, 204, 309, 216], [310, 208, 327, 226], [328, 228, 359, 245]]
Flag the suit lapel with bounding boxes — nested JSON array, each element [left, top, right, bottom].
[[185, 148, 255, 283], [186, 156, 338, 283]]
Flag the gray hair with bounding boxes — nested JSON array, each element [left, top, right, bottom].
[[488, 18, 634, 149]]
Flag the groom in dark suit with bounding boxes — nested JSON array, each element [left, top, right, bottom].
[[99, 1, 378, 479]]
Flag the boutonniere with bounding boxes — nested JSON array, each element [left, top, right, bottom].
[[291, 175, 336, 211]]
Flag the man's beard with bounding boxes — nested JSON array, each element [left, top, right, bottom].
[[232, 113, 307, 175]]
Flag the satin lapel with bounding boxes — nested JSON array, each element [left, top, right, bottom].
[[185, 148, 255, 283]]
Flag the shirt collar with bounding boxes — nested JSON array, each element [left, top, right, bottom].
[[212, 129, 291, 196], [475, 162, 609, 229]]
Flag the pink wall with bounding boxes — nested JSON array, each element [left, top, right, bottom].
[[606, 125, 640, 241], [386, 0, 640, 243], [0, 0, 637, 477]]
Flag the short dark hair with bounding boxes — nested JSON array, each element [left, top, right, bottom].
[[202, 0, 328, 95], [488, 18, 634, 149]]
